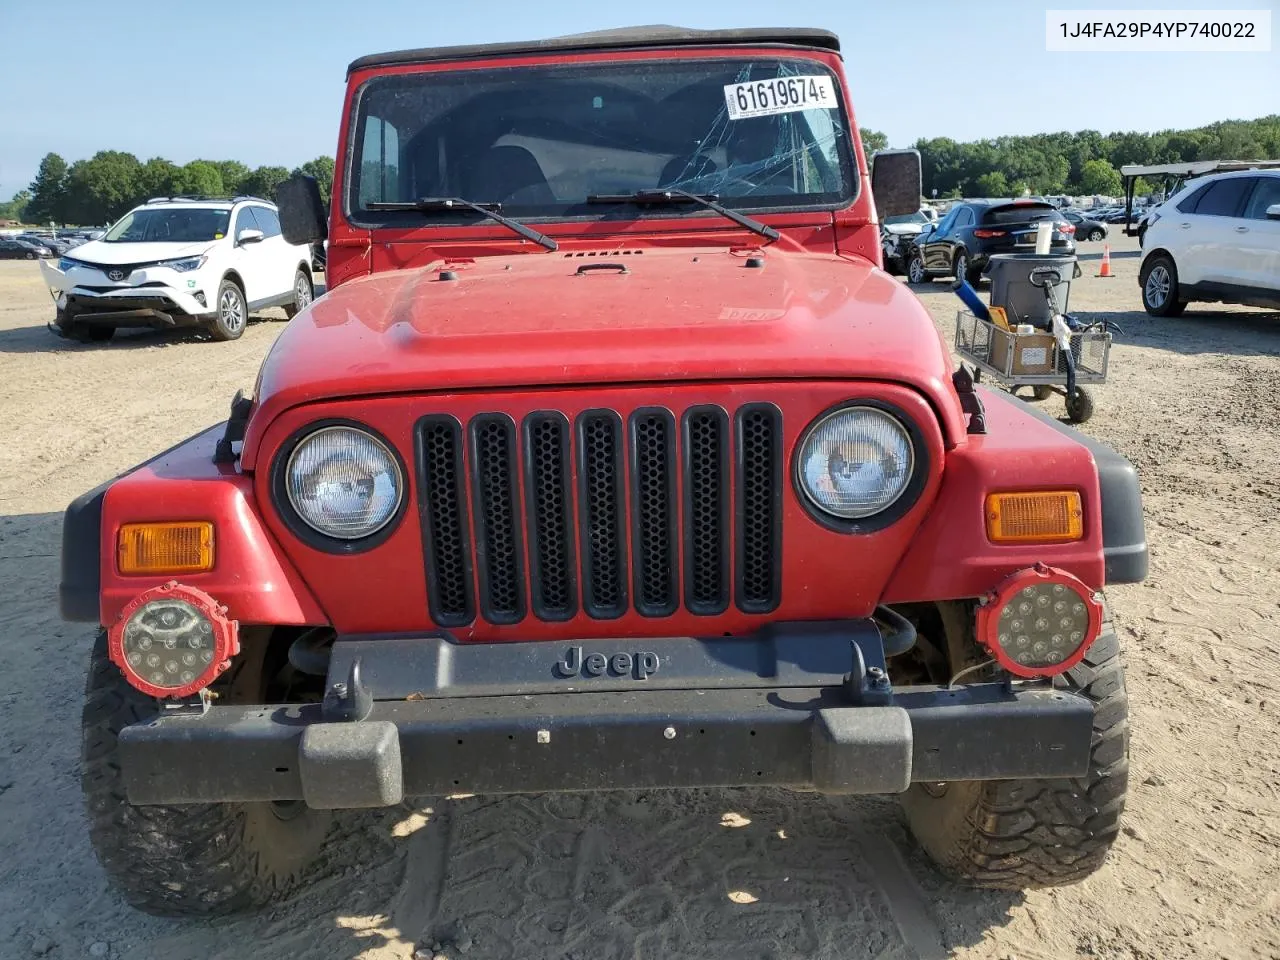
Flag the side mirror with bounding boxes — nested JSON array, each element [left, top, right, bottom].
[[237, 228, 264, 245], [870, 148, 923, 218], [1268, 204, 1280, 220], [276, 175, 329, 246]]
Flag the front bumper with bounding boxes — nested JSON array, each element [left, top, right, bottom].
[[40, 260, 211, 326], [117, 624, 1094, 808]]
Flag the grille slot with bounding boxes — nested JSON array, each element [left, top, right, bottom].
[[577, 411, 627, 618], [736, 404, 782, 613], [470, 416, 524, 623], [629, 409, 677, 616], [523, 413, 576, 620], [684, 407, 730, 614], [417, 416, 473, 625]]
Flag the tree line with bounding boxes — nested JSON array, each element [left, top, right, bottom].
[[2, 153, 335, 226], [2, 114, 1277, 224], [878, 114, 1280, 199]]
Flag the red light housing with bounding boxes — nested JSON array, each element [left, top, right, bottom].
[[1060, 223, 1076, 234], [972, 229, 1007, 238], [107, 582, 239, 698], [975, 564, 1103, 678]]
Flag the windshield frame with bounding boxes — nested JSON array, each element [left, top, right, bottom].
[[102, 205, 232, 244], [341, 52, 858, 232]]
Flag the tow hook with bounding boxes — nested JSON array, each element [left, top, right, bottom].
[[322, 658, 372, 722]]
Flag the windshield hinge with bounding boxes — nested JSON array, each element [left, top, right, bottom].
[[213, 389, 253, 463], [952, 365, 987, 435]]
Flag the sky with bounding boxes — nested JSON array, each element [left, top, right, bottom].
[[1, 0, 1277, 199]]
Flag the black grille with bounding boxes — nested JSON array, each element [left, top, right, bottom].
[[524, 414, 576, 620], [630, 410, 677, 616], [736, 405, 782, 613], [414, 402, 781, 625], [577, 412, 627, 618], [470, 416, 524, 623], [418, 417, 472, 625], [684, 407, 730, 614]]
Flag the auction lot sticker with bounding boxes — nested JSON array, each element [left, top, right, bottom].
[[1046, 9, 1271, 51], [724, 75, 837, 119]]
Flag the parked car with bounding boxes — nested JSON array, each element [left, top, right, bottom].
[[41, 197, 316, 342], [0, 238, 54, 259], [18, 233, 70, 255], [880, 210, 931, 274], [1139, 169, 1280, 315], [1061, 211, 1107, 242], [60, 25, 1148, 918], [906, 200, 1075, 284]]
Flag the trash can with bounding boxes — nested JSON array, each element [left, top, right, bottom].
[[984, 254, 1082, 326]]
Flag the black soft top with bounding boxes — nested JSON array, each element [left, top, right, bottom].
[[348, 25, 841, 75]]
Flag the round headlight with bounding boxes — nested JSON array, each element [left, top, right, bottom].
[[285, 426, 403, 540], [797, 406, 914, 519]]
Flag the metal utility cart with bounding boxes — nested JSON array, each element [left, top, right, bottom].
[[955, 311, 1111, 423]]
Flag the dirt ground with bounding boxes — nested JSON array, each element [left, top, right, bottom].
[[1, 235, 1278, 960]]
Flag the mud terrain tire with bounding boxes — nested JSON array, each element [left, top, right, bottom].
[[902, 623, 1128, 888], [81, 632, 329, 916]]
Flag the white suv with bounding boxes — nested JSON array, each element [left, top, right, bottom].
[[41, 197, 316, 342], [1139, 170, 1280, 316]]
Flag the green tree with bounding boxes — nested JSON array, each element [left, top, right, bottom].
[[61, 151, 142, 225], [0, 189, 32, 222], [136, 157, 182, 200], [212, 160, 250, 195], [26, 153, 68, 224], [974, 171, 1010, 197], [1078, 158, 1122, 196], [860, 128, 889, 157], [293, 157, 336, 207], [175, 160, 224, 197], [240, 165, 291, 202]]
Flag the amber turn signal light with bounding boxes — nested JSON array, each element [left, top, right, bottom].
[[985, 491, 1083, 544], [118, 522, 214, 574]]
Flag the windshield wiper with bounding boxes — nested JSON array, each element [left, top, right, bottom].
[[586, 189, 780, 243], [366, 197, 557, 251]]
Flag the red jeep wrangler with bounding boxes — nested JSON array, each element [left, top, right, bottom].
[[64, 27, 1146, 916]]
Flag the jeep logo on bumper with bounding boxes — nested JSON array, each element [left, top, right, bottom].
[[555, 646, 659, 681]]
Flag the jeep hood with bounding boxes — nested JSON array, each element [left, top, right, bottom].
[[244, 246, 964, 466], [67, 239, 211, 265]]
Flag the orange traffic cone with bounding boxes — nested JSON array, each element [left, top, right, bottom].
[[1097, 244, 1113, 278]]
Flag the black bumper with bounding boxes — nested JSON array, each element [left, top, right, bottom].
[[64, 294, 200, 328], [118, 626, 1095, 808]]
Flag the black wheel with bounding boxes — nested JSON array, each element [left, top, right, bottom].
[[1065, 386, 1095, 423], [81, 632, 329, 916], [1139, 255, 1187, 317], [1088, 228, 1105, 242], [903, 622, 1128, 889], [210, 278, 248, 341], [1031, 384, 1054, 401], [907, 253, 927, 285], [282, 269, 313, 319], [953, 250, 969, 281], [25, 251, 35, 260]]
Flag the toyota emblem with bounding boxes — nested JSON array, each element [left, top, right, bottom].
[[108, 269, 125, 282]]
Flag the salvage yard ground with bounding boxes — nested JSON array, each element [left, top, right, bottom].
[[0, 236, 1277, 960]]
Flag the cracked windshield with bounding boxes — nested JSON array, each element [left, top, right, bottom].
[[351, 58, 855, 220]]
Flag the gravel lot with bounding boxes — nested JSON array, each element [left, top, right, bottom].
[[1, 236, 1278, 960]]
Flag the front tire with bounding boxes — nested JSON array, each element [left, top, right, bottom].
[[1140, 255, 1187, 317], [81, 633, 329, 916], [1088, 228, 1105, 242], [902, 625, 1128, 889], [907, 253, 927, 284], [209, 278, 248, 341], [282, 269, 313, 319]]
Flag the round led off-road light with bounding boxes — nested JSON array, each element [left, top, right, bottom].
[[797, 406, 914, 520], [108, 582, 239, 698], [976, 565, 1103, 678], [284, 425, 403, 540]]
